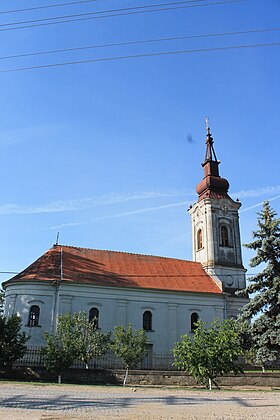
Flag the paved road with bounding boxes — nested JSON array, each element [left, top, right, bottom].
[[0, 383, 279, 419]]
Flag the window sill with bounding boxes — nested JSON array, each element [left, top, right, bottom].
[[26, 325, 41, 328]]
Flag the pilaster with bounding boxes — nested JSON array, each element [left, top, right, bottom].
[[116, 299, 128, 326], [168, 303, 178, 349]]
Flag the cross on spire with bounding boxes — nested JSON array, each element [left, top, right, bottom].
[[205, 116, 210, 134]]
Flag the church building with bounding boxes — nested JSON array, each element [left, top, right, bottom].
[[3, 124, 248, 353]]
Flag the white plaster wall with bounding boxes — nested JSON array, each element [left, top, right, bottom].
[[189, 197, 246, 292], [225, 295, 249, 319], [212, 266, 246, 290], [4, 282, 225, 352], [4, 283, 55, 346]]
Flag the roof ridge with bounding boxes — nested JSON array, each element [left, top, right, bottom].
[[53, 244, 197, 264], [3, 244, 221, 294]]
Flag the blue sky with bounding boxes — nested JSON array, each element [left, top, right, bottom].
[[0, 0, 280, 286]]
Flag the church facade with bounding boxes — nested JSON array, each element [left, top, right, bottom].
[[3, 125, 248, 353]]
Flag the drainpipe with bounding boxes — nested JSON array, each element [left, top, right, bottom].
[[51, 246, 63, 333], [223, 292, 229, 320]]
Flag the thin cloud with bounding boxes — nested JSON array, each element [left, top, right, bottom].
[[0, 123, 67, 145], [3, 185, 278, 217], [92, 201, 188, 221], [153, 232, 191, 253], [240, 194, 280, 213], [232, 185, 280, 199], [50, 201, 188, 230], [0, 191, 192, 216]]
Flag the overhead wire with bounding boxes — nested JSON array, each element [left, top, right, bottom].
[[1, 41, 279, 73], [0, 0, 101, 15], [0, 26, 278, 61], [0, 0, 242, 26], [0, 272, 263, 277], [0, 271, 18, 274], [0, 0, 245, 32], [0, 0, 236, 21]]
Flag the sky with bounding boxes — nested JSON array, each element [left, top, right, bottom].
[[0, 0, 280, 287]]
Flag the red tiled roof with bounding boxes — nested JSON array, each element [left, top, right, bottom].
[[3, 245, 222, 294]]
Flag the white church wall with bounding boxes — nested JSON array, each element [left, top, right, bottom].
[[4, 281, 225, 352], [4, 283, 55, 346]]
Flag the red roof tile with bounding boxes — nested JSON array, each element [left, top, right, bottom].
[[3, 245, 222, 294]]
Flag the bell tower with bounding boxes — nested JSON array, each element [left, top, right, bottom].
[[188, 120, 246, 305]]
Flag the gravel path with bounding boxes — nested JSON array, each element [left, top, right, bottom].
[[0, 383, 279, 419]]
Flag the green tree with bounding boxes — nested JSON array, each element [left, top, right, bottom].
[[237, 201, 280, 369], [111, 324, 147, 386], [237, 319, 256, 366], [173, 319, 243, 390], [0, 315, 29, 367], [72, 312, 111, 369], [43, 313, 77, 384]]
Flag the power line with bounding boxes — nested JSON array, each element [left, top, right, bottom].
[[0, 0, 100, 15], [0, 0, 241, 26], [0, 272, 265, 277], [1, 41, 279, 73], [0, 26, 278, 61], [0, 0, 244, 32], [0, 272, 17, 276]]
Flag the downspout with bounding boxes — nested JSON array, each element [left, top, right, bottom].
[[51, 245, 63, 333], [224, 292, 228, 320]]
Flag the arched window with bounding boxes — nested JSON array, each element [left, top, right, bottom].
[[221, 225, 229, 247], [143, 310, 152, 331], [28, 305, 40, 327], [191, 312, 199, 332], [197, 229, 203, 250], [89, 307, 99, 329]]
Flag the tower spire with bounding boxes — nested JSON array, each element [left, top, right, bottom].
[[195, 120, 229, 201], [204, 116, 218, 163]]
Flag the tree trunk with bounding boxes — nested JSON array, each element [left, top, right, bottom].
[[85, 364, 89, 369], [58, 374, 61, 384], [208, 378, 212, 391], [262, 366, 265, 373], [213, 378, 220, 389], [123, 368, 129, 387]]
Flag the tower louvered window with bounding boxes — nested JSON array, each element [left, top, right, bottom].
[[197, 229, 203, 250], [221, 225, 229, 247]]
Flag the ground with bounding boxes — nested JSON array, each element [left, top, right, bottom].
[[0, 383, 279, 419]]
